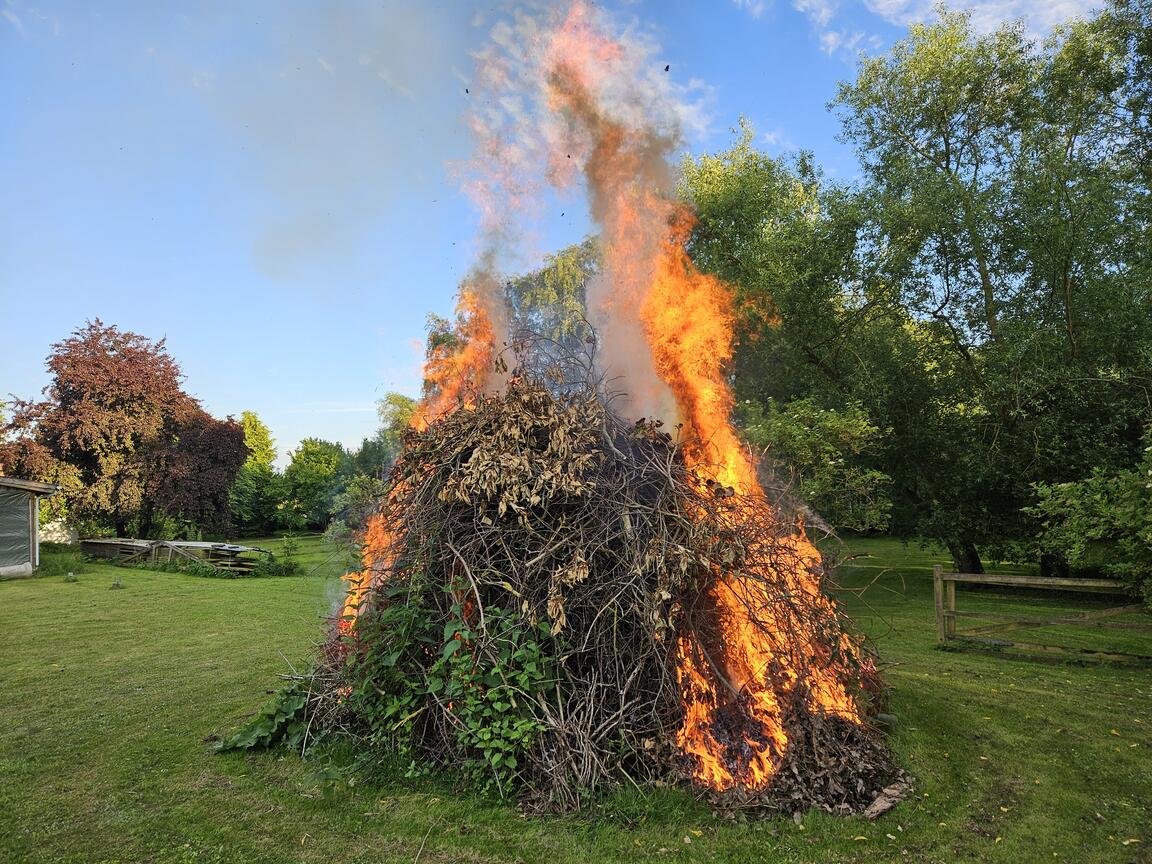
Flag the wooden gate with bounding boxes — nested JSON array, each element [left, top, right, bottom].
[[933, 565, 1152, 663]]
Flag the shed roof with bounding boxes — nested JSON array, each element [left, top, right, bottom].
[[0, 477, 60, 495]]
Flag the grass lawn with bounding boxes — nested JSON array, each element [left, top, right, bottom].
[[1, 537, 1148, 864]]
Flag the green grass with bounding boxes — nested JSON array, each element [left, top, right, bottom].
[[0, 538, 1148, 863], [243, 533, 355, 580]]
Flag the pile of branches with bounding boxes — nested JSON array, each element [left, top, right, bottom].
[[302, 374, 895, 813]]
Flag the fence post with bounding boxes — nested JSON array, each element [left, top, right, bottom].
[[945, 575, 957, 637], [933, 564, 946, 645]]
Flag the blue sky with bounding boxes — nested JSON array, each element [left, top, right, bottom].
[[1, 0, 1096, 466]]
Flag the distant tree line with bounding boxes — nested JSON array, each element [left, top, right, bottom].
[[228, 393, 415, 537], [0, 319, 416, 542]]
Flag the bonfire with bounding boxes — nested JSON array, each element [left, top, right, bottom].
[[225, 0, 902, 817], [323, 362, 895, 814]]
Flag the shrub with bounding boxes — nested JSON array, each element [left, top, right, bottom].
[[37, 544, 86, 578], [249, 555, 302, 578], [1031, 428, 1152, 607], [737, 398, 892, 533]]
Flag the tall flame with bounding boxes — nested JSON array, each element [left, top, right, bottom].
[[540, 0, 860, 791], [642, 206, 858, 790]]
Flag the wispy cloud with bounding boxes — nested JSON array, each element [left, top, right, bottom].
[[731, 0, 768, 18], [794, 0, 838, 28], [785, 0, 1096, 59], [375, 66, 416, 101], [819, 28, 866, 55], [788, 0, 879, 59], [862, 0, 1098, 36], [2, 1, 60, 38], [761, 125, 796, 150], [2, 5, 25, 37]]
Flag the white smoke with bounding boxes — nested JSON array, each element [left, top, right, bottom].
[[463, 0, 708, 424]]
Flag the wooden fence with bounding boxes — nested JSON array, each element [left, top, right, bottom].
[[81, 538, 271, 575], [933, 565, 1152, 663]]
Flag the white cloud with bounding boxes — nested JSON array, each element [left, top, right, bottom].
[[732, 0, 768, 17], [794, 0, 838, 28], [788, 0, 1096, 60], [2, 6, 25, 37], [789, 0, 878, 59], [819, 28, 866, 55], [761, 126, 795, 150], [862, 0, 1099, 36]]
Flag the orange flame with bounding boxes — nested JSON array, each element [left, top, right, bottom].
[[338, 512, 393, 636], [411, 288, 499, 432], [643, 205, 859, 791], [540, 1, 861, 791]]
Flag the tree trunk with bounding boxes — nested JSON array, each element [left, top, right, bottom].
[[1040, 553, 1070, 580], [948, 539, 984, 574]]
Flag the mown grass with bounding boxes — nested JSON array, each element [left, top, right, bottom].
[[0, 538, 1148, 863], [244, 533, 355, 581]]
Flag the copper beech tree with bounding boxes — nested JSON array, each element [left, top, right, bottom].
[[0, 320, 246, 537]]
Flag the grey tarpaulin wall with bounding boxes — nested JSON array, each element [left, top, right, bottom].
[[0, 487, 31, 568]]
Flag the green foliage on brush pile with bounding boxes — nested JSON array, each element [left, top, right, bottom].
[[347, 597, 554, 797]]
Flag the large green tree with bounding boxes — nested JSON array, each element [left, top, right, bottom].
[[283, 438, 350, 529], [832, 8, 1151, 568], [682, 5, 1152, 570]]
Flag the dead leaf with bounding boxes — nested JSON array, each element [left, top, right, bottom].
[[864, 781, 910, 821]]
